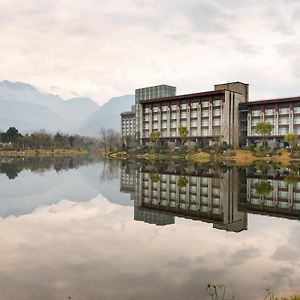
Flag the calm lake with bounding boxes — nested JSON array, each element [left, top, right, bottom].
[[0, 156, 300, 300]]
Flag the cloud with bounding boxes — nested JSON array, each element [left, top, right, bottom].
[[0, 0, 300, 104]]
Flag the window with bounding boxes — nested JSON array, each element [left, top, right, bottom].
[[213, 109, 221, 116], [171, 113, 177, 119], [279, 117, 289, 125], [180, 121, 187, 126], [202, 128, 208, 135], [252, 110, 260, 117], [279, 107, 289, 114], [170, 122, 177, 128], [191, 120, 197, 127], [202, 110, 209, 117], [191, 102, 198, 108], [294, 116, 300, 125], [180, 103, 187, 109], [191, 129, 197, 136], [161, 113, 167, 120], [202, 120, 209, 126], [202, 101, 209, 108], [279, 127, 289, 135], [161, 106, 167, 112], [144, 115, 149, 121], [265, 109, 274, 116], [144, 107, 149, 113], [294, 127, 300, 134], [294, 106, 300, 114], [213, 119, 221, 126], [191, 111, 197, 118], [181, 112, 187, 118], [152, 123, 158, 129], [171, 105, 177, 111], [265, 117, 274, 125], [213, 100, 221, 106], [251, 119, 260, 126], [161, 121, 167, 129]]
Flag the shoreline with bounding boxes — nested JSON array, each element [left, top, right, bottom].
[[0, 148, 88, 158], [107, 149, 295, 166]]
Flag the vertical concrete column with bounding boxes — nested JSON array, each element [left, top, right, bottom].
[[175, 177, 179, 208], [149, 110, 153, 134], [148, 177, 152, 204], [273, 180, 279, 207], [198, 102, 201, 136], [247, 112, 252, 137], [167, 106, 170, 136], [208, 178, 212, 214], [176, 105, 180, 136], [274, 108, 279, 136], [247, 179, 251, 203], [288, 184, 293, 208], [157, 180, 161, 204], [187, 103, 191, 134], [209, 100, 213, 136], [290, 105, 294, 133], [166, 175, 170, 205], [158, 107, 161, 132], [186, 180, 190, 209], [197, 177, 201, 210]]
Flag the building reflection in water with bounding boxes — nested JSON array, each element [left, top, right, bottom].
[[120, 162, 300, 231], [239, 165, 300, 220]]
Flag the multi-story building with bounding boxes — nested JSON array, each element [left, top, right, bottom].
[[133, 166, 248, 232], [239, 168, 300, 220], [239, 96, 300, 147], [121, 105, 136, 146], [137, 82, 249, 148], [121, 81, 300, 148], [135, 84, 176, 141]]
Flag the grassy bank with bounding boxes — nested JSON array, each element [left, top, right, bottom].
[[107, 148, 296, 166], [0, 148, 88, 157]]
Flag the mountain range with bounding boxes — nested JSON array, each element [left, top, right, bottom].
[[0, 80, 134, 137]]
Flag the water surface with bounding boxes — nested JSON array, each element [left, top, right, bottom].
[[0, 157, 299, 300]]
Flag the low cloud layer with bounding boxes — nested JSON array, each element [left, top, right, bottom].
[[1, 0, 300, 104]]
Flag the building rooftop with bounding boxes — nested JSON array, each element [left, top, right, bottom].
[[139, 89, 232, 104], [120, 111, 135, 116], [247, 96, 300, 106]]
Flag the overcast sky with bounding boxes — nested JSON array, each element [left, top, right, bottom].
[[1, 0, 300, 104]]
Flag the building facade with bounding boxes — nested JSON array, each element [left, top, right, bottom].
[[121, 105, 136, 146], [137, 82, 249, 148], [133, 166, 247, 232], [240, 96, 300, 147], [135, 85, 176, 141]]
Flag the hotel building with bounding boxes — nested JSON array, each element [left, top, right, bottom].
[[133, 165, 248, 232], [239, 96, 300, 146], [121, 105, 136, 145], [135, 82, 249, 148], [121, 81, 300, 148], [239, 168, 300, 220]]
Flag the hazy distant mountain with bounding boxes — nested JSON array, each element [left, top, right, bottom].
[[77, 95, 135, 136], [56, 97, 100, 124], [0, 100, 69, 132], [0, 81, 99, 132], [0, 80, 134, 136]]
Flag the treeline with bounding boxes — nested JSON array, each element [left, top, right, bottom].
[[0, 127, 100, 150]]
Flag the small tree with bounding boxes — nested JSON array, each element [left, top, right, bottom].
[[150, 131, 160, 145], [255, 121, 272, 148], [178, 126, 189, 147], [254, 180, 273, 196], [284, 133, 298, 153]]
